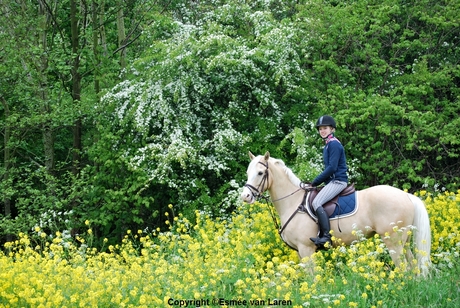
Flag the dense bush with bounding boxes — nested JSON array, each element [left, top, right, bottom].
[[1, 0, 459, 242]]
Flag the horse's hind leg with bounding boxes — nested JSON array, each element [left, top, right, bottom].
[[404, 233, 415, 270], [404, 235, 417, 270], [383, 238, 405, 270], [382, 228, 411, 271]]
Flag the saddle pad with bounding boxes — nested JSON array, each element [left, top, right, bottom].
[[330, 192, 357, 218]]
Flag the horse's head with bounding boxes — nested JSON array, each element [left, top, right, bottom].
[[241, 151, 272, 204]]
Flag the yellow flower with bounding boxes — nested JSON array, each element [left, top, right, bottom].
[[0, 189, 457, 307]]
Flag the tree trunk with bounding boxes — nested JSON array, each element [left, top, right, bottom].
[[117, 0, 127, 73], [71, 0, 82, 175], [1, 97, 13, 242], [92, 0, 100, 98], [39, 0, 55, 174], [100, 1, 108, 55]]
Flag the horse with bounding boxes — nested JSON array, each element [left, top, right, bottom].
[[241, 152, 431, 276]]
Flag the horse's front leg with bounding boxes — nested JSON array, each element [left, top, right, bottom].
[[297, 244, 317, 275], [297, 244, 316, 260]]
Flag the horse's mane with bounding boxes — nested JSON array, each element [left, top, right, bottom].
[[271, 158, 301, 187]]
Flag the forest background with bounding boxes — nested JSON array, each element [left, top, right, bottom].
[[1, 0, 459, 245]]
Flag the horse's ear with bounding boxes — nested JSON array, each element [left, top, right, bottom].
[[264, 151, 270, 161], [248, 151, 255, 160]]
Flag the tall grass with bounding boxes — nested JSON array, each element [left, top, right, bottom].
[[0, 190, 459, 307]]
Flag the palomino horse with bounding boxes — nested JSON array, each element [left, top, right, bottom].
[[241, 152, 431, 276]]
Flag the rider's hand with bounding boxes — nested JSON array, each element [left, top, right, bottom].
[[300, 182, 312, 190]]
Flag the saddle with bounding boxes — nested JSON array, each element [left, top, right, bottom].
[[307, 183, 355, 217]]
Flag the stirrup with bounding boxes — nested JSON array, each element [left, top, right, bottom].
[[310, 236, 332, 248]]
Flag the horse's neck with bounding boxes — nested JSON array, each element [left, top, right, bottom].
[[268, 165, 303, 222]]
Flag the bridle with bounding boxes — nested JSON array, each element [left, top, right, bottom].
[[243, 161, 270, 202], [243, 160, 304, 235]]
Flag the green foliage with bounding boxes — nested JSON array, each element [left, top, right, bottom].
[[1, 0, 459, 243], [86, 2, 310, 234], [297, 0, 460, 190], [0, 0, 148, 241]]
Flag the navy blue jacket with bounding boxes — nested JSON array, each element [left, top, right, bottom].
[[311, 135, 348, 186]]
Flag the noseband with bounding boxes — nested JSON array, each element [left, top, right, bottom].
[[244, 161, 269, 201]]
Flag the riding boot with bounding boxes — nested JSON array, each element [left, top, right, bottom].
[[310, 206, 332, 249]]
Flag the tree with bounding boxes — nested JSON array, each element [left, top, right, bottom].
[[296, 0, 460, 190], [81, 0, 309, 235], [0, 0, 159, 241]]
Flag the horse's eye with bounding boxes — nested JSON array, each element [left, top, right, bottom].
[[258, 171, 264, 176]]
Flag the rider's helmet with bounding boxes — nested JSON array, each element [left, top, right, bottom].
[[315, 115, 336, 129]]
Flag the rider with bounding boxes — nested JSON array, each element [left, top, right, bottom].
[[302, 115, 348, 249]]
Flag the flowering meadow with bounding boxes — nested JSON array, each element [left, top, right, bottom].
[[1, 190, 459, 307]]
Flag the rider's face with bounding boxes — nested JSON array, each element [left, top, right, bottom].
[[318, 125, 334, 138]]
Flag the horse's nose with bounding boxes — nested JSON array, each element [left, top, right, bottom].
[[241, 187, 254, 204]]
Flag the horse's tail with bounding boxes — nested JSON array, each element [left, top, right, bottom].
[[408, 194, 432, 276]]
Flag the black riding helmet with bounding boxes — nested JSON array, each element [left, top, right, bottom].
[[315, 115, 336, 129]]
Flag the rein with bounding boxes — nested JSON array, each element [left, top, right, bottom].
[[243, 161, 304, 238]]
